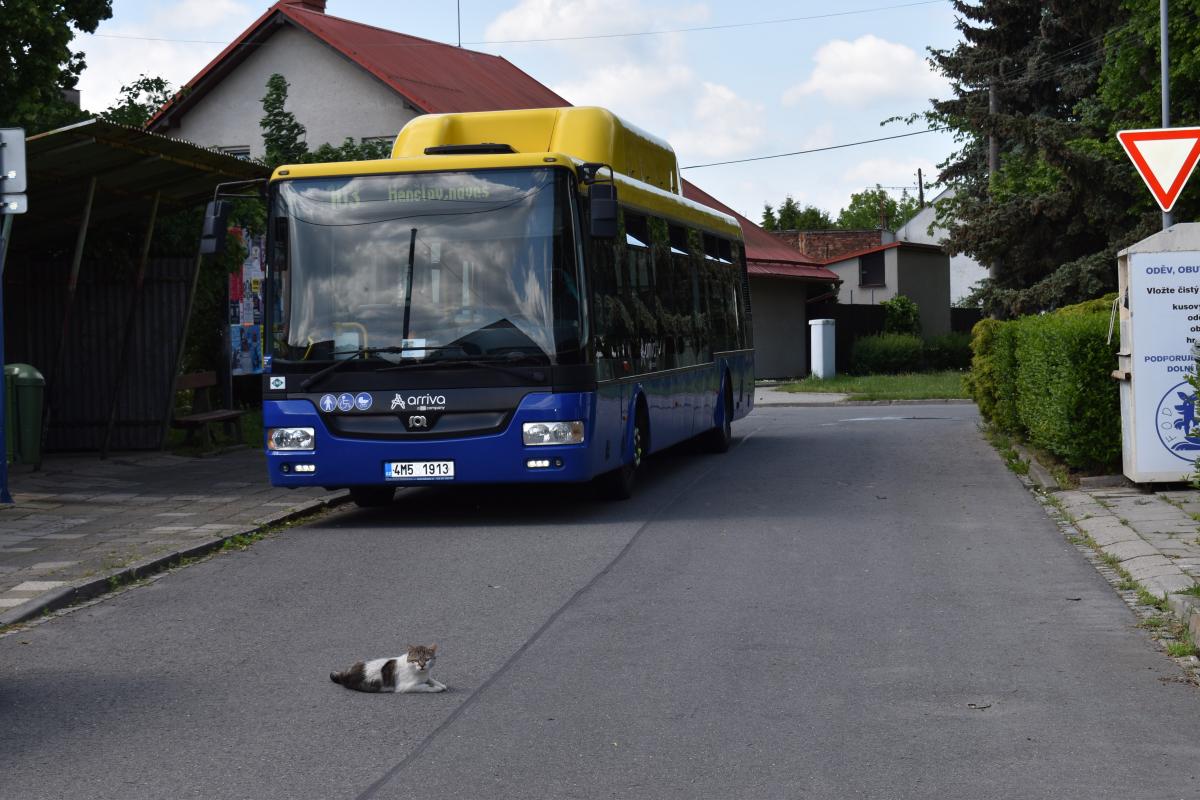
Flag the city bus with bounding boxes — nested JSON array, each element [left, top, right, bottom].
[[233, 107, 753, 505]]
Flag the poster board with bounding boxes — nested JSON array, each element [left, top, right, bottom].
[[228, 228, 265, 375]]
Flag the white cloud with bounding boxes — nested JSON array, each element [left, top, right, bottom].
[[843, 156, 936, 188], [669, 82, 765, 161], [782, 34, 948, 108], [73, 0, 252, 113]]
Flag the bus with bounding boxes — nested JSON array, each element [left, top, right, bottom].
[[228, 107, 754, 506]]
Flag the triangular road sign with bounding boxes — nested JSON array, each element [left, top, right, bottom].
[[1117, 127, 1200, 212]]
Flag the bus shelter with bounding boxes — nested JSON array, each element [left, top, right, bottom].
[[3, 119, 266, 456]]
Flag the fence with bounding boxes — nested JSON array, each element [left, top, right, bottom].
[[5, 257, 196, 452]]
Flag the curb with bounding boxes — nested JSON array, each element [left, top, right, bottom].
[[0, 491, 351, 628], [755, 398, 976, 408]]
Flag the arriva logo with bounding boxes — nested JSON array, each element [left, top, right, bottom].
[[391, 393, 447, 411]]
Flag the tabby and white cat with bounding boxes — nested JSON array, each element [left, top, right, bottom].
[[330, 644, 446, 693]]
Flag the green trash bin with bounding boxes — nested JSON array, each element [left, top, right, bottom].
[[5, 364, 44, 466]]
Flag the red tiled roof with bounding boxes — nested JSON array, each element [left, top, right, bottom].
[[821, 240, 945, 265], [681, 181, 838, 282], [148, 2, 567, 129]]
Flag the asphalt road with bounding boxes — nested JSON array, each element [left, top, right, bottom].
[[4, 404, 1200, 799]]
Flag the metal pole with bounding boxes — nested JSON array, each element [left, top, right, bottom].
[[457, 0, 462, 47], [0, 214, 14, 503], [1162, 0, 1173, 230], [101, 190, 159, 458]]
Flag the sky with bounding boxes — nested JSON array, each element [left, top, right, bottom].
[[71, 0, 963, 224]]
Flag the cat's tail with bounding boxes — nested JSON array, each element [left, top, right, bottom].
[[329, 670, 344, 685]]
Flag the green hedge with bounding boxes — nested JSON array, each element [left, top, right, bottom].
[[923, 332, 973, 371], [851, 333, 924, 374], [965, 297, 1119, 470]]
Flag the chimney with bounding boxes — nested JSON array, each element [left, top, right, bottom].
[[283, 0, 326, 12]]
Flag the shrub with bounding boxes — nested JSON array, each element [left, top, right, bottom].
[[1014, 311, 1120, 470], [965, 318, 1021, 432], [922, 332, 972, 371], [881, 294, 921, 336], [851, 333, 924, 374]]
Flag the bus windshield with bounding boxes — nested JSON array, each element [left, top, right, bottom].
[[270, 167, 583, 366]]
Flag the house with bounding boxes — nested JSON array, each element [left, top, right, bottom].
[[893, 187, 988, 304], [823, 240, 951, 336], [149, 0, 835, 379], [773, 227, 952, 336]]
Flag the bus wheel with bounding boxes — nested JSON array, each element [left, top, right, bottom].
[[597, 410, 646, 501], [703, 383, 733, 454], [350, 486, 395, 508]]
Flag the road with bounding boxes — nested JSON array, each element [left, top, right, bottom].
[[3, 404, 1200, 799]]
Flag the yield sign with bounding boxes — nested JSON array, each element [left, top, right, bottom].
[[1117, 127, 1200, 212]]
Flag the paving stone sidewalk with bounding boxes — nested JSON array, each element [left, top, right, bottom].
[[0, 448, 345, 626], [1056, 486, 1200, 605]]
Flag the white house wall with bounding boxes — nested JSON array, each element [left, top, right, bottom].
[[829, 248, 899, 306], [170, 25, 418, 157], [894, 188, 987, 304]]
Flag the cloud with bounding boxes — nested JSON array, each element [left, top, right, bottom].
[[669, 82, 765, 161], [488, 0, 767, 164], [843, 156, 937, 188], [72, 0, 252, 113], [782, 34, 948, 108]]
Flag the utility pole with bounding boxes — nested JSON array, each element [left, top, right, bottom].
[[457, 0, 462, 47], [1161, 0, 1172, 230], [917, 168, 925, 207]]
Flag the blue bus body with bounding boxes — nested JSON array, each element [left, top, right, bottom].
[[264, 351, 753, 489]]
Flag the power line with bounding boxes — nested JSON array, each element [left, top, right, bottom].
[[85, 0, 949, 47], [680, 128, 949, 170]]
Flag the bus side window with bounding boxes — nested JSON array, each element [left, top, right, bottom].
[[625, 212, 659, 373], [668, 224, 694, 366]]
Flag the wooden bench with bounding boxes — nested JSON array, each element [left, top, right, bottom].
[[170, 371, 245, 445]]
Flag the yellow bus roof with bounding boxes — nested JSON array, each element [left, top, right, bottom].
[[270, 107, 741, 239]]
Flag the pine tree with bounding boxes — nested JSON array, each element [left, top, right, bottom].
[[260, 74, 309, 168]]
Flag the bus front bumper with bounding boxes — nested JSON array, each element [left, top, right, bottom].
[[263, 394, 597, 488]]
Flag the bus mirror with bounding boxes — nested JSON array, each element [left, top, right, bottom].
[[199, 200, 231, 255], [590, 183, 618, 238]]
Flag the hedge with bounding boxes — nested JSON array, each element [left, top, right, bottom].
[[851, 333, 924, 374], [965, 295, 1120, 470]]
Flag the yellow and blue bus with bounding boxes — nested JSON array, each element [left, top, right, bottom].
[[250, 107, 754, 505]]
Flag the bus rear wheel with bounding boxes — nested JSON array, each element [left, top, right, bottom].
[[349, 486, 395, 508], [597, 411, 646, 501]]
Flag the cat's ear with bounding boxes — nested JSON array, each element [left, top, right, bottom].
[[429, 644, 437, 653]]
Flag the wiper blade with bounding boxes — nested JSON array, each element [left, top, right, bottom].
[[299, 346, 407, 391], [376, 352, 549, 380]]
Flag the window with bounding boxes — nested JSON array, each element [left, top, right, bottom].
[[859, 250, 885, 287], [219, 145, 251, 160]]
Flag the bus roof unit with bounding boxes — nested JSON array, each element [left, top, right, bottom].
[[391, 107, 681, 194]]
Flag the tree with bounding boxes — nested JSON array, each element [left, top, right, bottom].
[[100, 74, 176, 128], [911, 0, 1141, 315], [837, 186, 921, 230], [0, 0, 112, 132], [760, 196, 834, 230], [260, 73, 393, 168], [261, 74, 310, 168]]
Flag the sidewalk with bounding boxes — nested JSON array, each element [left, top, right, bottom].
[[0, 448, 346, 626]]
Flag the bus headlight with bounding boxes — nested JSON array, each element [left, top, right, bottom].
[[522, 421, 584, 446], [267, 427, 316, 450]]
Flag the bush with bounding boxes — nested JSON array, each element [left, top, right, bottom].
[[881, 294, 921, 336], [922, 332, 972, 371], [1014, 311, 1120, 470], [851, 333, 924, 374], [965, 318, 1021, 432], [965, 302, 1120, 471]]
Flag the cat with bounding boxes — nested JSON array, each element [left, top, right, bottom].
[[329, 644, 446, 693]]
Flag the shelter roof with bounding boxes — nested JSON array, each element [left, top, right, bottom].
[[147, 2, 567, 130], [18, 118, 268, 240]]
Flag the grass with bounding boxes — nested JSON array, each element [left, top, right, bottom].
[[165, 408, 263, 456], [778, 371, 968, 401]]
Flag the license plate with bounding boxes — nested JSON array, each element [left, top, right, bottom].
[[383, 461, 455, 480]]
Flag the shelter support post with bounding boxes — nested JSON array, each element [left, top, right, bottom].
[[101, 190, 160, 458], [161, 248, 205, 449], [41, 175, 96, 465], [0, 214, 13, 502]]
